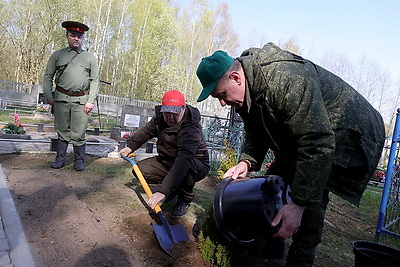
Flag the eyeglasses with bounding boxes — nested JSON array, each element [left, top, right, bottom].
[[163, 112, 179, 118]]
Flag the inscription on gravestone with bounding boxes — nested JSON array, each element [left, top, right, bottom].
[[124, 114, 140, 128]]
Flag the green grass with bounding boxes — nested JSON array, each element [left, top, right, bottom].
[[315, 187, 400, 266], [0, 110, 53, 125]]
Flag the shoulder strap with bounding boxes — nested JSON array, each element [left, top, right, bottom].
[[65, 52, 79, 66], [55, 52, 80, 85]]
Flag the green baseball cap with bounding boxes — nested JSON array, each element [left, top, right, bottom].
[[196, 50, 234, 102]]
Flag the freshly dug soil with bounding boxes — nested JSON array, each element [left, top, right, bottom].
[[0, 153, 213, 266]]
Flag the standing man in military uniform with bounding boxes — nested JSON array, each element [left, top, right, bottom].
[[43, 21, 99, 171]]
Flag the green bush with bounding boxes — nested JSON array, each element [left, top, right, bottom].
[[198, 205, 268, 266], [216, 141, 238, 180]]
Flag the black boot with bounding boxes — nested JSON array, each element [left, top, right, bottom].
[[51, 140, 68, 169], [73, 145, 86, 171]]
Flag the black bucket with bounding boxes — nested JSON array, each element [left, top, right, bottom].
[[213, 176, 291, 243], [352, 240, 400, 266]]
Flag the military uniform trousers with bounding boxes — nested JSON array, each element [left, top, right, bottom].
[[285, 189, 330, 266], [54, 100, 88, 146], [135, 156, 209, 203]]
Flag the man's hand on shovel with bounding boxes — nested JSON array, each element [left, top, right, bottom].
[[120, 153, 190, 258], [119, 152, 165, 210], [119, 147, 132, 157], [148, 192, 166, 209]]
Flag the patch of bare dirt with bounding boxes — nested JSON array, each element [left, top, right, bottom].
[[0, 153, 212, 267]]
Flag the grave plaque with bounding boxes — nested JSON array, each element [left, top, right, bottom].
[[124, 114, 140, 128], [110, 104, 156, 141]]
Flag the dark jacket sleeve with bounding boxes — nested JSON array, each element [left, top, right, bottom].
[[276, 69, 335, 206], [126, 115, 158, 151]]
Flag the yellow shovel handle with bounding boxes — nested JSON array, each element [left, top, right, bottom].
[[121, 153, 163, 213], [131, 164, 162, 213]]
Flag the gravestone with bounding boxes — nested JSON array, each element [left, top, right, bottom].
[[110, 104, 155, 141]]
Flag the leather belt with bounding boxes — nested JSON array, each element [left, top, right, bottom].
[[56, 86, 88, 97]]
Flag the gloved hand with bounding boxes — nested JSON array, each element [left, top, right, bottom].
[[148, 192, 166, 209], [119, 147, 132, 157]]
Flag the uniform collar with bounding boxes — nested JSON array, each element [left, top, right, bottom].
[[235, 58, 252, 115], [67, 46, 84, 53], [243, 82, 252, 113]]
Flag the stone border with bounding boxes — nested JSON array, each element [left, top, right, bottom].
[[0, 165, 36, 267]]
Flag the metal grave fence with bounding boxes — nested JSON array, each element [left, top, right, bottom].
[[203, 116, 244, 172], [376, 108, 400, 239], [202, 115, 275, 174]]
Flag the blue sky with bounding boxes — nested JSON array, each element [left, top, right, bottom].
[[210, 0, 399, 81]]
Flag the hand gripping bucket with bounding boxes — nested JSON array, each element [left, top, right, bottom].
[[352, 240, 400, 266], [213, 176, 291, 243]]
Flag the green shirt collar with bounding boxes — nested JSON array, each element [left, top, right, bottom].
[[67, 46, 84, 53]]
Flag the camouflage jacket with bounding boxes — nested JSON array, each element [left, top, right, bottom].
[[237, 43, 385, 206]]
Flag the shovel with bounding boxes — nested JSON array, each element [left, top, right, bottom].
[[121, 153, 190, 257]]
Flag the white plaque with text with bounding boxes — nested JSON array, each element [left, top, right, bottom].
[[124, 114, 140, 127]]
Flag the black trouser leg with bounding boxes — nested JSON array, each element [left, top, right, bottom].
[[51, 139, 69, 169], [136, 157, 209, 203], [286, 190, 330, 267], [73, 144, 86, 171], [177, 158, 209, 203]]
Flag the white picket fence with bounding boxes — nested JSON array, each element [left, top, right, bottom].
[[0, 80, 40, 93], [96, 94, 157, 109], [0, 80, 158, 116]]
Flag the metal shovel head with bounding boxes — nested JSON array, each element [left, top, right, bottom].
[[152, 211, 190, 258]]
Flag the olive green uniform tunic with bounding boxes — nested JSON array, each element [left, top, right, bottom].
[[43, 47, 99, 146]]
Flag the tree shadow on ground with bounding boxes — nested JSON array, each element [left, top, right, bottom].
[[73, 245, 133, 266]]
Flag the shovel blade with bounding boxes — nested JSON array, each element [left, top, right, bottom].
[[152, 222, 189, 257]]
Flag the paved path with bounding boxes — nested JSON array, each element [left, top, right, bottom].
[[0, 167, 35, 267], [0, 131, 153, 266]]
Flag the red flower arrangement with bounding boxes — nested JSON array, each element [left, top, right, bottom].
[[122, 132, 135, 139], [3, 114, 26, 135]]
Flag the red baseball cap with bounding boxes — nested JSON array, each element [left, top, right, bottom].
[[160, 90, 185, 114]]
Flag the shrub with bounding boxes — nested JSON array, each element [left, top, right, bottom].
[[198, 205, 268, 266], [216, 140, 238, 180], [2, 114, 26, 134]]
